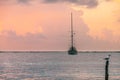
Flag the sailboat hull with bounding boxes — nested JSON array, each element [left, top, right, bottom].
[[68, 46, 77, 55]]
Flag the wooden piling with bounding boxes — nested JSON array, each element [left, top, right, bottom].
[[105, 60, 109, 80], [105, 55, 111, 80]]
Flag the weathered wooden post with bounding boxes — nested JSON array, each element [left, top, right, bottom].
[[104, 54, 111, 80]]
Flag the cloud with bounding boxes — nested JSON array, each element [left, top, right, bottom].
[[44, 0, 59, 3], [0, 0, 12, 5], [69, 0, 98, 8], [118, 18, 120, 22], [44, 0, 99, 8], [17, 0, 29, 4], [0, 0, 99, 8], [0, 0, 33, 5], [17, 0, 33, 4], [0, 0, 9, 3], [0, 30, 46, 50]]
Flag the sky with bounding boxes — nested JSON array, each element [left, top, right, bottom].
[[0, 0, 120, 51]]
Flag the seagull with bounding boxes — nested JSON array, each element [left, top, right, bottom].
[[104, 54, 111, 60]]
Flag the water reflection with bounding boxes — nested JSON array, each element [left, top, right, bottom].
[[0, 53, 119, 80]]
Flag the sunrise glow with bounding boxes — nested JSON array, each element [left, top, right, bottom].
[[0, 0, 120, 51]]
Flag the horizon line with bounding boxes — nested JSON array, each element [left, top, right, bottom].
[[0, 50, 120, 53]]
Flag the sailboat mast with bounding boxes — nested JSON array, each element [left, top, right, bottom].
[[71, 13, 74, 47], [68, 12, 77, 55]]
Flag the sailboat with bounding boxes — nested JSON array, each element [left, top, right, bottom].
[[68, 13, 78, 55]]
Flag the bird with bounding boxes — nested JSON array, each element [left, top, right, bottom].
[[104, 54, 111, 60]]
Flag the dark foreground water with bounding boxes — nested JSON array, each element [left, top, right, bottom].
[[0, 52, 119, 80]]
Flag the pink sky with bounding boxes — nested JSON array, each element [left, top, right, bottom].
[[0, 0, 120, 51]]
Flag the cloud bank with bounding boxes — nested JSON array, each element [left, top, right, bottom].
[[0, 31, 46, 50], [0, 0, 99, 8], [17, 0, 31, 4], [44, 0, 99, 8]]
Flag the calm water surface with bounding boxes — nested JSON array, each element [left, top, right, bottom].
[[0, 52, 119, 80]]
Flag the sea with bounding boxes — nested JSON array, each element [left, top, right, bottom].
[[0, 52, 119, 80]]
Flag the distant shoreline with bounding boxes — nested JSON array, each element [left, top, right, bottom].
[[0, 51, 120, 53]]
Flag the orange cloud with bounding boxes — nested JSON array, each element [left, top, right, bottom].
[[113, 0, 120, 3], [71, 0, 120, 42]]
